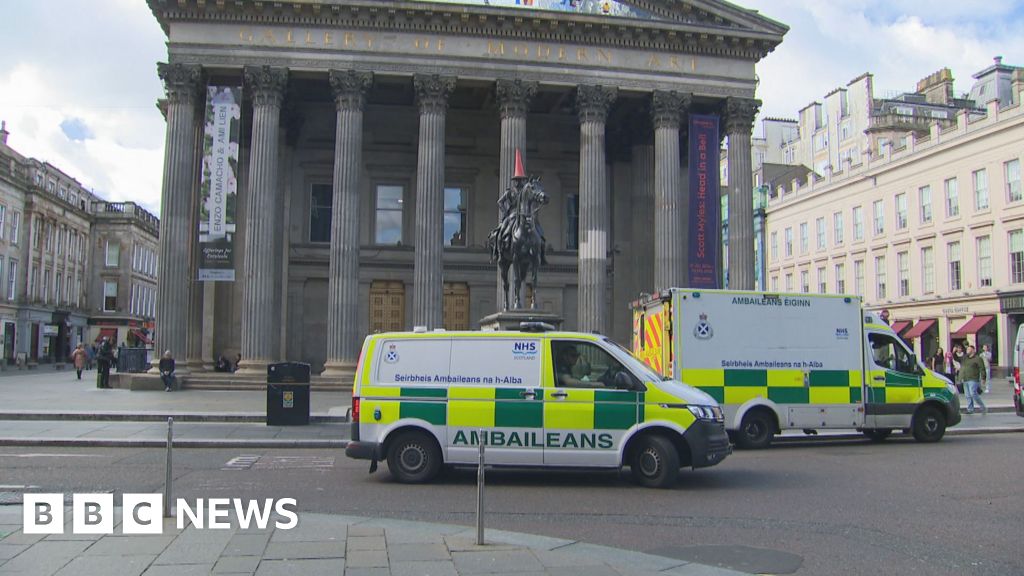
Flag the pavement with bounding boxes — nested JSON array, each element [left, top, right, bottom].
[[0, 367, 1021, 575]]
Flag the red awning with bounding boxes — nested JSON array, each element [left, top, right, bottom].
[[951, 315, 994, 339], [902, 318, 936, 340], [94, 327, 117, 343], [890, 320, 911, 335], [130, 329, 153, 345]]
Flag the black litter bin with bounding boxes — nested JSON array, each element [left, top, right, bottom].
[[266, 362, 311, 426]]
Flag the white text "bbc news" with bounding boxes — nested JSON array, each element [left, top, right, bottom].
[[23, 494, 299, 534]]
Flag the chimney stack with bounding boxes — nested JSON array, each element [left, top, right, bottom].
[[0, 121, 8, 145], [916, 68, 954, 106]]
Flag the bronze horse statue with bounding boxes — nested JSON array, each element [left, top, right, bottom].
[[490, 176, 548, 310]]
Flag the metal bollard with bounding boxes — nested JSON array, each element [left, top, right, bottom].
[[476, 428, 485, 545], [164, 417, 173, 518]]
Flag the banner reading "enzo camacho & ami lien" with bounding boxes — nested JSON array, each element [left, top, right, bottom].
[[198, 85, 241, 281]]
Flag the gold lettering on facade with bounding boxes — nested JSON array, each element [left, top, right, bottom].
[[646, 54, 661, 68], [324, 32, 334, 45], [285, 30, 295, 44], [344, 33, 355, 48], [512, 44, 530, 58], [691, 57, 697, 72], [305, 31, 315, 45], [597, 49, 611, 64], [262, 30, 277, 44], [558, 47, 567, 61], [576, 48, 588, 62], [487, 41, 505, 56], [413, 38, 446, 52], [536, 46, 552, 60], [668, 56, 682, 70], [240, 29, 254, 42]]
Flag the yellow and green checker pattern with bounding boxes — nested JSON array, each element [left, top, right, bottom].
[[680, 368, 863, 405]]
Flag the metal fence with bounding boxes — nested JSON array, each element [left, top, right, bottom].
[[116, 347, 151, 373]]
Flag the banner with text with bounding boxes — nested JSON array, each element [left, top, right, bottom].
[[687, 114, 721, 289], [198, 86, 241, 281]]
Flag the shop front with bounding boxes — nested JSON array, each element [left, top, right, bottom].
[[880, 297, 1005, 372]]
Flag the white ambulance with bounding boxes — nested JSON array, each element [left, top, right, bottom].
[[632, 289, 961, 448], [345, 325, 731, 487]]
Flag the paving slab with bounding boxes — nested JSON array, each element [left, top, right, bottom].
[[53, 553, 156, 576]]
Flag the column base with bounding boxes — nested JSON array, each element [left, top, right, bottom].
[[234, 360, 271, 376], [320, 360, 358, 379]]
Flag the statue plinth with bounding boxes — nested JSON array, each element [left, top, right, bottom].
[[479, 310, 564, 332]]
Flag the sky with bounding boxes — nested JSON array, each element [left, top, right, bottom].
[[0, 0, 1022, 217]]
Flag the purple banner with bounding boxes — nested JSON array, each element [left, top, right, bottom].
[[687, 114, 720, 288]]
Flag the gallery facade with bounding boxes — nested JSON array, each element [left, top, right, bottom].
[[147, 0, 786, 377]]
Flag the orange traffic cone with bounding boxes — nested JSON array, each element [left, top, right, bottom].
[[513, 149, 526, 179]]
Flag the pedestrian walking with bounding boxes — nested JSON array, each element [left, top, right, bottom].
[[979, 344, 993, 393], [931, 347, 945, 378], [86, 345, 95, 370], [159, 350, 177, 392], [71, 343, 87, 380], [960, 345, 987, 415], [96, 338, 114, 389]]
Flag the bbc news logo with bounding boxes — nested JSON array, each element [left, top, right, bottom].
[[23, 494, 298, 534]]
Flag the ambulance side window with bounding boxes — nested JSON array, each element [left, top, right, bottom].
[[551, 341, 635, 390], [868, 333, 917, 373]]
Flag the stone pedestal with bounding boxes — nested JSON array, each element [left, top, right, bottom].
[[479, 310, 564, 332]]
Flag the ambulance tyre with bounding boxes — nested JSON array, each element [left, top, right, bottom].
[[386, 430, 442, 484], [736, 409, 775, 449], [630, 435, 679, 488], [911, 405, 946, 443]]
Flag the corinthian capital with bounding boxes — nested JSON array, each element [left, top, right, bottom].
[[244, 66, 289, 108], [496, 79, 538, 120], [575, 85, 618, 124], [329, 70, 373, 112], [157, 63, 202, 106], [650, 90, 693, 130], [723, 97, 761, 135], [413, 74, 456, 115]]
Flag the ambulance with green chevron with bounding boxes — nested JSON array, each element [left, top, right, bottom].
[[631, 289, 961, 448], [344, 324, 731, 488]]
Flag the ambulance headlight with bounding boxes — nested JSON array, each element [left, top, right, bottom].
[[687, 405, 722, 421]]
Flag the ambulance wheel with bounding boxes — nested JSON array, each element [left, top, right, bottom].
[[736, 409, 774, 449], [912, 405, 946, 443], [863, 428, 892, 442], [386, 431, 442, 483], [630, 435, 679, 488]]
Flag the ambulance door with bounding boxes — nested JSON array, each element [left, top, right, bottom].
[[445, 338, 544, 466], [543, 339, 641, 467], [864, 331, 924, 429]]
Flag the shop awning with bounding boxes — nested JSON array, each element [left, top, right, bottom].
[[902, 319, 936, 340], [890, 320, 911, 335], [94, 327, 117, 343], [130, 329, 153, 345], [951, 315, 994, 339]]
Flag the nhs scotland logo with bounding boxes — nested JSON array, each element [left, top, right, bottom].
[[512, 341, 538, 359]]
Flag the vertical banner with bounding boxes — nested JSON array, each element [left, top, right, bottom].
[[688, 114, 721, 288], [198, 86, 241, 281]]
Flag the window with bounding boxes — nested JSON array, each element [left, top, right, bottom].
[[919, 185, 932, 224], [551, 340, 639, 390], [873, 200, 884, 236], [443, 187, 467, 247], [56, 227, 63, 256], [852, 206, 864, 240], [1007, 159, 1022, 202], [11, 211, 19, 245], [785, 273, 793, 292], [833, 212, 844, 245], [0, 205, 5, 241], [44, 223, 52, 252], [105, 241, 119, 267], [784, 227, 793, 257], [817, 266, 827, 294], [921, 247, 934, 294], [897, 251, 910, 297], [799, 222, 809, 254], [566, 193, 579, 250], [977, 235, 992, 287], [839, 119, 851, 141], [309, 183, 332, 243], [854, 260, 865, 296], [816, 217, 826, 250], [948, 241, 962, 291], [945, 177, 959, 217], [103, 281, 118, 312], [895, 193, 907, 230], [6, 260, 15, 300], [834, 263, 845, 293], [770, 231, 778, 261], [771, 276, 778, 291], [868, 333, 917, 373], [1011, 230, 1024, 284], [972, 169, 989, 211], [875, 255, 886, 299], [58, 185, 66, 200], [800, 270, 809, 293], [42, 269, 50, 301], [54, 273, 61, 303], [374, 184, 404, 245]]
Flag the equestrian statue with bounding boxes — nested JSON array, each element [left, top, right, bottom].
[[488, 150, 549, 310]]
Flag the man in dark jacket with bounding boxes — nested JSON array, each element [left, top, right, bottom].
[[159, 350, 177, 392], [960, 345, 987, 414], [96, 338, 114, 389]]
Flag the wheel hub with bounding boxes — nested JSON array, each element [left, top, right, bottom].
[[639, 448, 661, 476], [400, 444, 426, 471]]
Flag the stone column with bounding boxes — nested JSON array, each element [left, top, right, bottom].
[[238, 66, 288, 373], [154, 63, 202, 370], [495, 79, 537, 310], [323, 70, 372, 377], [186, 99, 205, 370], [575, 85, 617, 334], [725, 97, 760, 290], [412, 74, 455, 329], [630, 121, 655, 295], [651, 90, 690, 291]]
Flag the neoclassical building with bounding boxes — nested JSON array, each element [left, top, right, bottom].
[[147, 0, 786, 378]]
